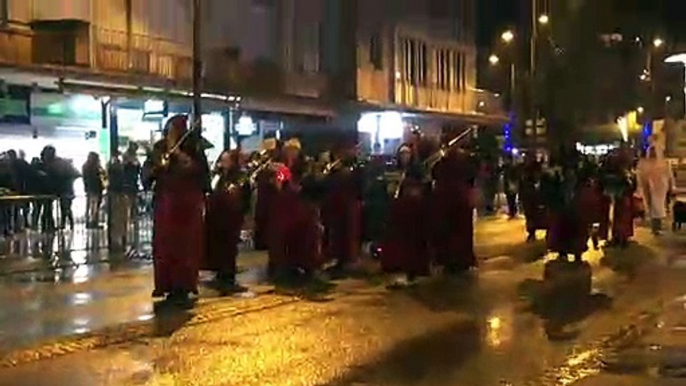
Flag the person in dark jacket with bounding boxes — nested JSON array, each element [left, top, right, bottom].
[[122, 142, 141, 222], [107, 151, 128, 252], [82, 152, 106, 228], [41, 146, 80, 231]]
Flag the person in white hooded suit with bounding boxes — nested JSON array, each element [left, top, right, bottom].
[[637, 145, 675, 235]]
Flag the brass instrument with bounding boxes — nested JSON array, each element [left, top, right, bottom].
[[393, 127, 475, 199], [322, 158, 343, 176], [159, 120, 201, 168], [248, 157, 274, 185]]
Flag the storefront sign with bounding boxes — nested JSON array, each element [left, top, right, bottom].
[[143, 99, 168, 119]]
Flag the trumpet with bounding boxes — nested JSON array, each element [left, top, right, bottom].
[[159, 122, 201, 167], [248, 158, 273, 185], [393, 127, 475, 199], [322, 158, 343, 175]]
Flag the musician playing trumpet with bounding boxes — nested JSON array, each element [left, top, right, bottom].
[[268, 138, 324, 284], [253, 137, 279, 251], [150, 115, 209, 307], [321, 139, 364, 274], [203, 150, 250, 295], [380, 143, 431, 287]]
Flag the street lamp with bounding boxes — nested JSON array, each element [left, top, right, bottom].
[[665, 53, 686, 118], [489, 54, 500, 66], [501, 30, 515, 44], [653, 38, 664, 48], [538, 14, 549, 25]]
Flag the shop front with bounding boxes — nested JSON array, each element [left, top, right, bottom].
[[114, 99, 227, 165], [0, 91, 104, 168]]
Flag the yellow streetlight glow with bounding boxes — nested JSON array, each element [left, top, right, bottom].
[[538, 14, 549, 25], [637, 106, 645, 114], [653, 38, 664, 48], [489, 54, 500, 65], [501, 30, 515, 44]]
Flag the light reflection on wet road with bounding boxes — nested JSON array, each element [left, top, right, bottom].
[[0, 218, 683, 385]]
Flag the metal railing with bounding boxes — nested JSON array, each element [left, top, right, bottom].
[[0, 191, 153, 259]]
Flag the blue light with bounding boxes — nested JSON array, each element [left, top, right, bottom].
[[642, 121, 652, 150], [503, 114, 514, 151]]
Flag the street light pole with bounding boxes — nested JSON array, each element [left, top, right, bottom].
[[192, 0, 203, 129], [530, 0, 538, 142]]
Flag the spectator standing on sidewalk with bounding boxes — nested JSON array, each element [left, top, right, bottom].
[[107, 152, 128, 252], [82, 152, 106, 229], [41, 146, 80, 230], [122, 142, 141, 222]]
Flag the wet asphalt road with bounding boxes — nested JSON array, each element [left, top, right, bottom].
[[0, 218, 684, 386]]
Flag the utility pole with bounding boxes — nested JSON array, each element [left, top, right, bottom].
[[192, 0, 203, 130], [530, 0, 538, 140]]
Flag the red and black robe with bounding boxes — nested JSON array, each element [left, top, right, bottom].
[[430, 151, 477, 271], [152, 143, 208, 296], [381, 171, 430, 277], [321, 161, 363, 267], [268, 158, 323, 274], [203, 171, 248, 280]]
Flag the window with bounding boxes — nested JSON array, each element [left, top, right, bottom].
[[420, 43, 428, 85], [402, 38, 428, 86], [436, 49, 454, 90], [454, 52, 462, 90], [369, 33, 383, 70]]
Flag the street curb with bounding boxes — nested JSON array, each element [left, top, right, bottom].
[[0, 292, 299, 368]]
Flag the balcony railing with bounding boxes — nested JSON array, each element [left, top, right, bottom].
[[93, 28, 192, 82]]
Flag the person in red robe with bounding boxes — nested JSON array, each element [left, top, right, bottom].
[[543, 151, 589, 263], [381, 147, 429, 286], [603, 149, 636, 247], [321, 140, 363, 273], [520, 155, 547, 242], [268, 139, 323, 284], [253, 138, 279, 251], [203, 150, 249, 295], [431, 147, 477, 274], [151, 115, 209, 306]]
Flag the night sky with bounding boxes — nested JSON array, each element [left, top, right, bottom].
[[477, 0, 517, 47], [477, 0, 686, 48]]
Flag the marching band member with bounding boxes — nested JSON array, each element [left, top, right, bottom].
[[322, 140, 364, 273], [431, 145, 477, 274], [253, 137, 279, 251], [543, 149, 588, 263], [203, 150, 250, 294], [604, 147, 637, 247], [268, 138, 323, 284], [520, 154, 547, 242], [150, 115, 209, 306], [381, 146, 429, 287]]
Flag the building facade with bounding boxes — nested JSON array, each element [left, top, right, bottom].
[[352, 0, 505, 153], [0, 0, 505, 160]]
